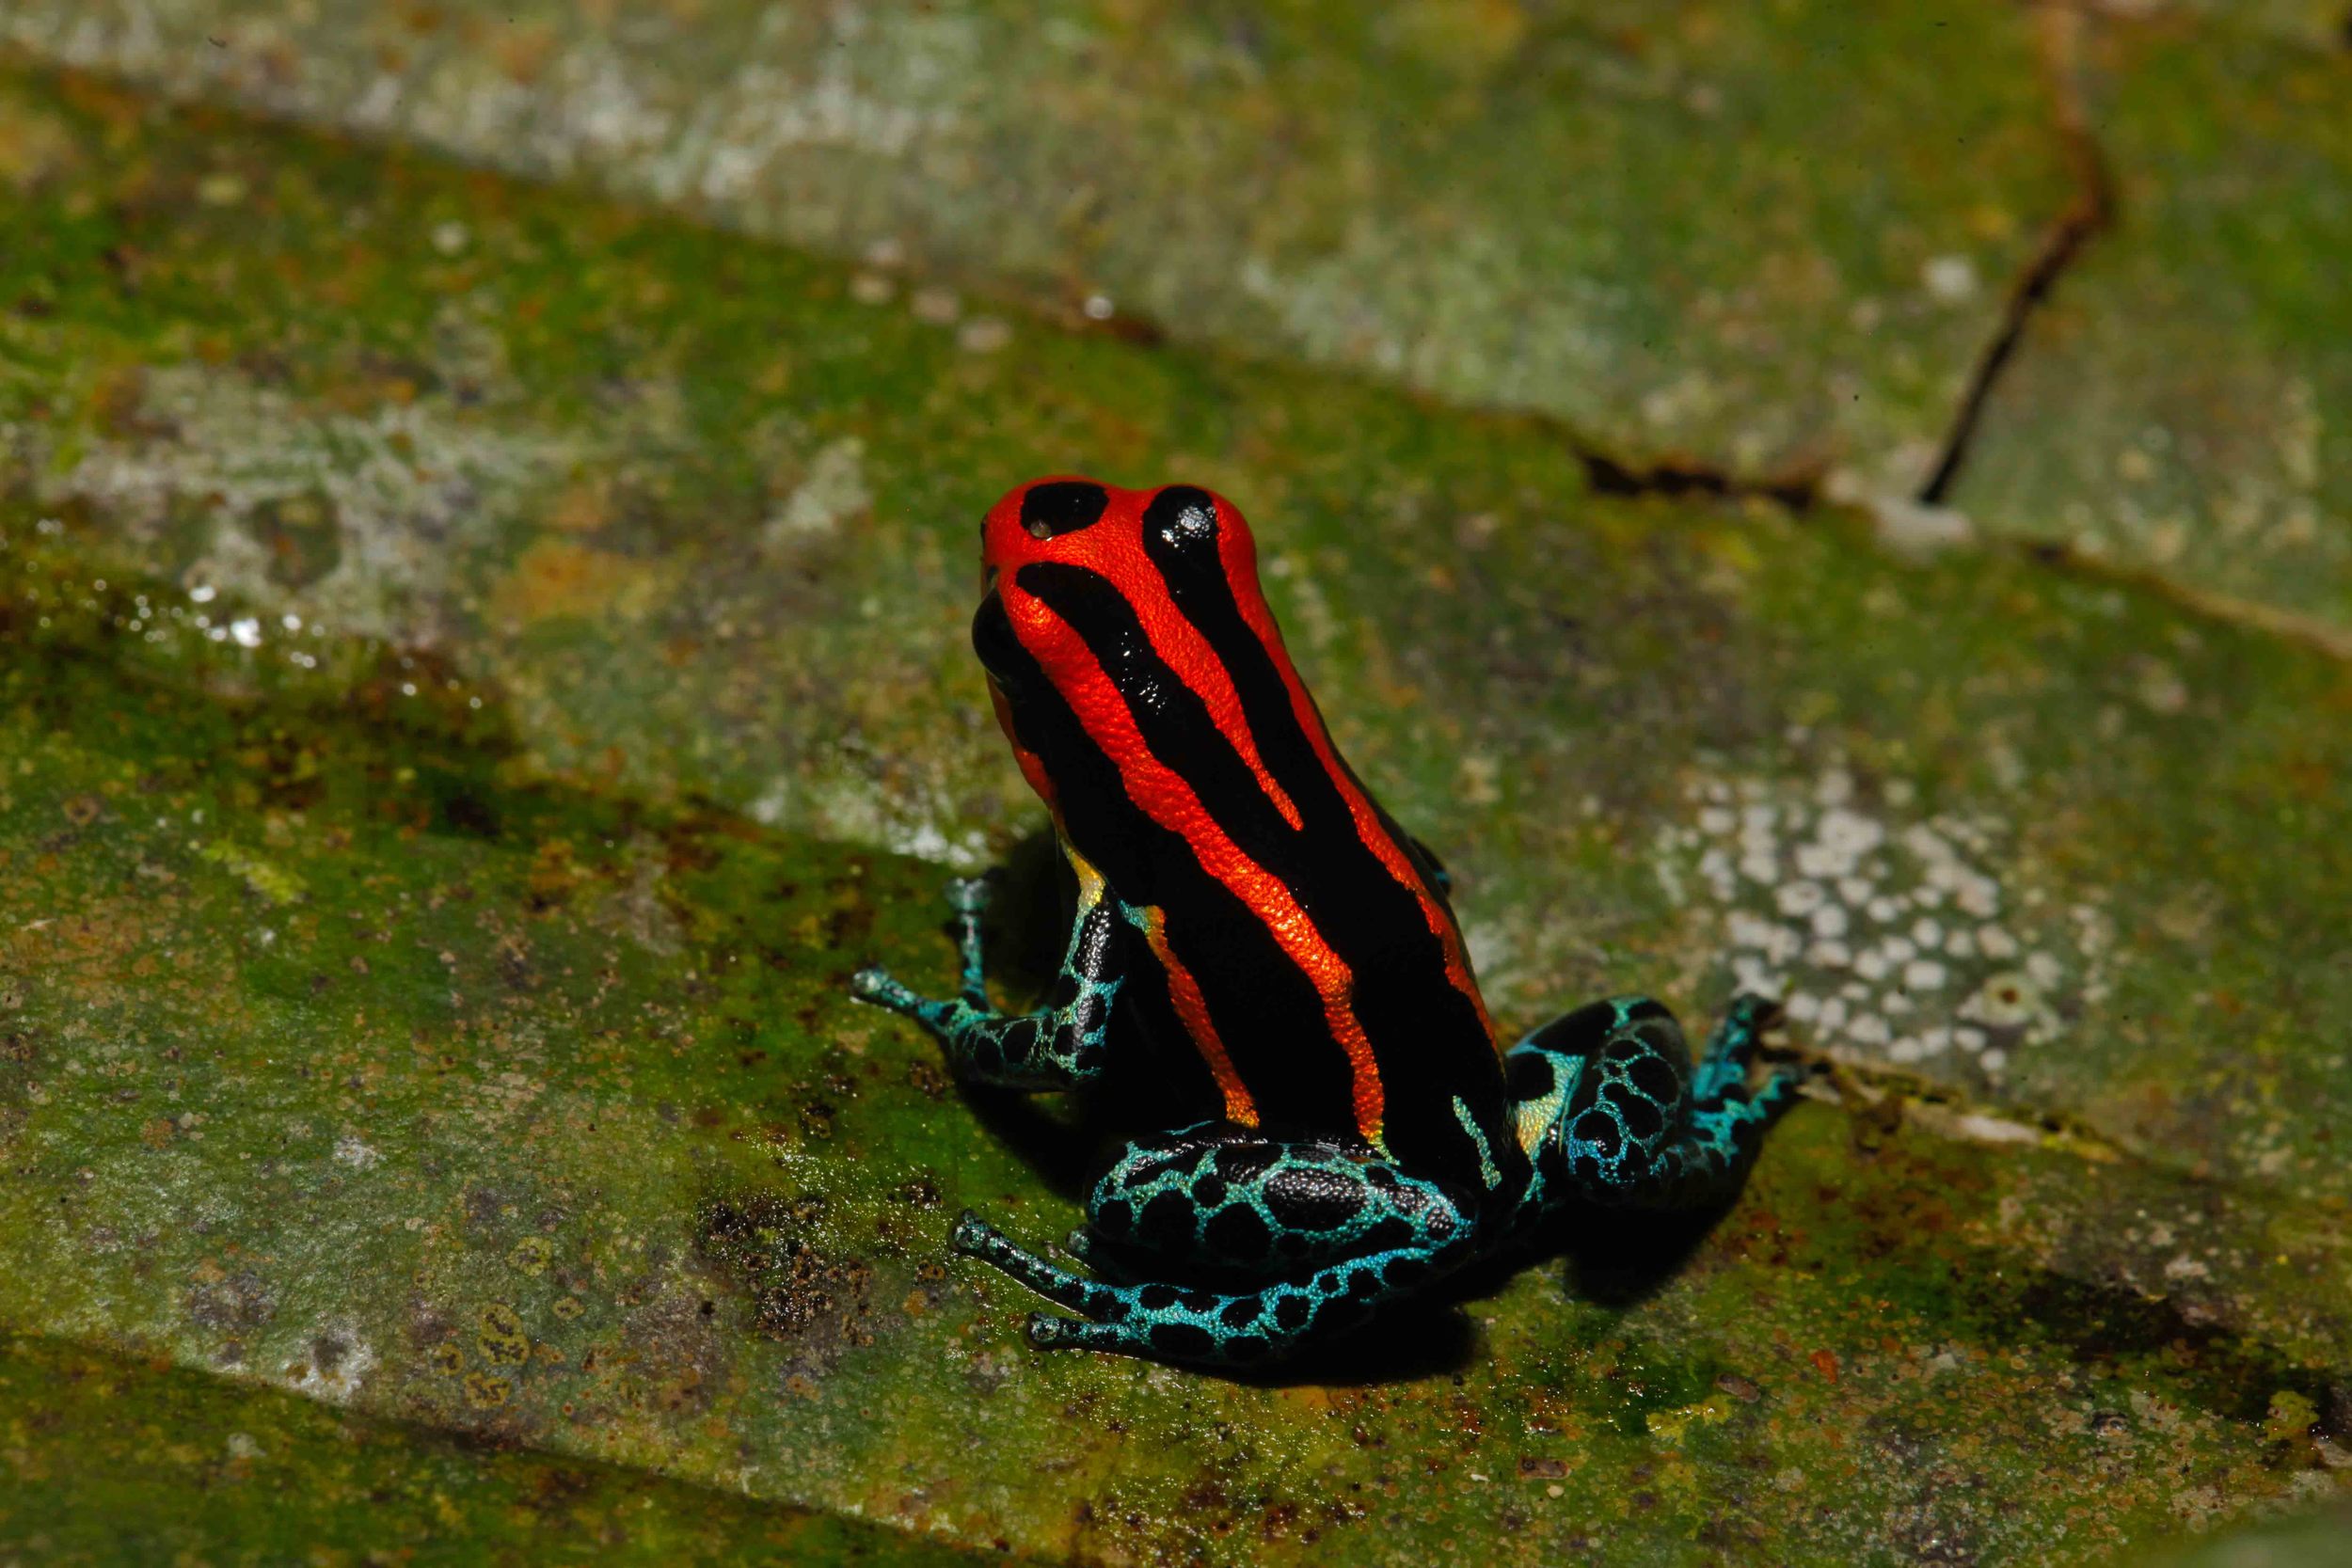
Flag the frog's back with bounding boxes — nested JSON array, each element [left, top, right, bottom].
[[972, 478, 1509, 1187]]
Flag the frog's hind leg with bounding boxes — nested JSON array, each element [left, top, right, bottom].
[[1508, 994, 1800, 1216], [850, 850, 1126, 1090], [1080, 1125, 1466, 1277], [957, 1129, 1476, 1366], [1673, 994, 1804, 1197]]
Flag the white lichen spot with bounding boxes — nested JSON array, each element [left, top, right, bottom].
[[285, 1324, 378, 1404], [331, 1134, 382, 1170], [1655, 759, 2120, 1081], [763, 436, 871, 545], [1962, 973, 2039, 1029], [748, 771, 993, 870], [957, 316, 1013, 354], [1922, 254, 1979, 304], [32, 362, 581, 647], [1775, 880, 1825, 917], [2137, 660, 2191, 716]]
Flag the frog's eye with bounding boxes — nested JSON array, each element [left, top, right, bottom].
[[1021, 481, 1109, 540], [1143, 485, 1217, 550]]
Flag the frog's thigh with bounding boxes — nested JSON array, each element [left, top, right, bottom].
[[1084, 1124, 1466, 1278]]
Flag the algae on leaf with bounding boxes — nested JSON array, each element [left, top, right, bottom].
[[0, 1334, 1006, 1566], [1950, 14, 2352, 643], [1, 0, 2074, 489]]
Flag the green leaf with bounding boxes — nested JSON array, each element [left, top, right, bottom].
[[0, 0, 2076, 485], [0, 1332, 1005, 1565], [1952, 14, 2352, 642]]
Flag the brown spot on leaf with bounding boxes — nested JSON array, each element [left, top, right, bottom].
[[185, 1270, 276, 1333], [694, 1191, 876, 1369]]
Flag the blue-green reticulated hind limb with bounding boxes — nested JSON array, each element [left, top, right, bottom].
[[953, 1144, 1478, 1366], [950, 997, 1798, 1365], [850, 862, 1125, 1089], [1505, 992, 1800, 1220], [852, 869, 1802, 1366]]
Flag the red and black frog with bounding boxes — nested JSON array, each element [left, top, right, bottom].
[[851, 478, 1801, 1366]]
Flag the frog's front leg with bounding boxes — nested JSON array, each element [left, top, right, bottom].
[[1507, 993, 1800, 1216], [850, 848, 1125, 1090], [955, 1129, 1478, 1365]]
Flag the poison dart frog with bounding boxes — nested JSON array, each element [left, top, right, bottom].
[[851, 478, 1801, 1366]]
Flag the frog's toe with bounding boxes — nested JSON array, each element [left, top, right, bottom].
[[849, 966, 915, 1010], [954, 1214, 1120, 1316], [1061, 1227, 1095, 1260], [945, 877, 992, 914], [949, 1209, 996, 1254], [1026, 1311, 1077, 1348]]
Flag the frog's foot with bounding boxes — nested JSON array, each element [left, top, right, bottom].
[[850, 878, 994, 1019], [848, 873, 1120, 1091], [1690, 991, 1784, 1101], [952, 1211, 1123, 1319], [1057, 1225, 1137, 1278], [1508, 993, 1805, 1217], [847, 963, 986, 1052], [954, 1197, 1470, 1367], [848, 965, 924, 1015], [943, 876, 993, 997]]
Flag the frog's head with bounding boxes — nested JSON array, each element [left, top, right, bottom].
[[976, 475, 1261, 607], [970, 477, 1282, 798]]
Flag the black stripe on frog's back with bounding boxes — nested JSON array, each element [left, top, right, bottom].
[[1011, 547, 1509, 1187], [975, 587, 1355, 1133]]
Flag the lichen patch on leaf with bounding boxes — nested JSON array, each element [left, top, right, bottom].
[[1655, 761, 2118, 1084]]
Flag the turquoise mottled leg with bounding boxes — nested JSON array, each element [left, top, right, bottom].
[[1505, 993, 1799, 1217], [1691, 992, 1777, 1101], [1642, 990, 1802, 1202], [1081, 1125, 1468, 1278], [954, 1160, 1475, 1366], [952, 1127, 1477, 1365], [850, 849, 1126, 1089]]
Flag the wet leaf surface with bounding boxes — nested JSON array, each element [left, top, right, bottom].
[[1951, 11, 2352, 642], [1, 28, 2348, 1568], [1, 0, 2074, 490], [0, 1332, 998, 1566]]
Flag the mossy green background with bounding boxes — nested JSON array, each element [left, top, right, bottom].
[[1, 4, 2348, 1563]]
